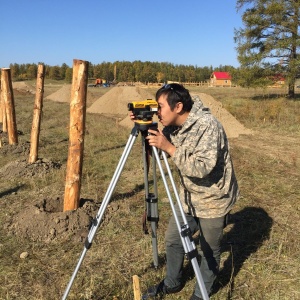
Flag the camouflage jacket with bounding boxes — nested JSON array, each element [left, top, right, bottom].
[[163, 96, 239, 218]]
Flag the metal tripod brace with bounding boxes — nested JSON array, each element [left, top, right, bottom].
[[62, 122, 209, 300]]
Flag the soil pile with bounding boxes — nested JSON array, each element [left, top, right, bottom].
[[4, 194, 119, 243], [87, 86, 158, 128], [194, 93, 253, 138], [44, 84, 252, 138], [0, 141, 119, 243], [12, 81, 36, 94], [0, 158, 61, 179], [44, 84, 98, 104], [45, 84, 71, 102], [12, 82, 252, 139], [87, 86, 155, 115], [86, 86, 252, 138]]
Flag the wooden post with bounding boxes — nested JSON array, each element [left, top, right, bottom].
[[28, 64, 45, 163], [0, 79, 2, 124], [1, 68, 18, 144], [1, 79, 7, 133], [2, 96, 7, 133], [0, 79, 2, 148], [114, 64, 117, 81], [132, 275, 141, 300], [63, 59, 89, 212]]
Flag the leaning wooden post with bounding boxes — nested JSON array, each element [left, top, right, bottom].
[[28, 64, 45, 163], [63, 59, 89, 212], [1, 68, 18, 144]]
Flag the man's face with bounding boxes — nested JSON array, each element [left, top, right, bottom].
[[157, 94, 177, 126]]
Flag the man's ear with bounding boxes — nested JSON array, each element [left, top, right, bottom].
[[175, 102, 184, 113]]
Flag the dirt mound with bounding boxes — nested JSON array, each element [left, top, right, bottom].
[[0, 158, 62, 179], [87, 86, 155, 115], [0, 140, 30, 156], [45, 84, 98, 104], [0, 142, 62, 179], [12, 81, 36, 94], [119, 92, 253, 137], [45, 84, 71, 102], [0, 142, 119, 243], [193, 93, 253, 138], [87, 86, 253, 138], [44, 85, 251, 138], [5, 196, 119, 243]]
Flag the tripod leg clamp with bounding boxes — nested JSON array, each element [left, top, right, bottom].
[[84, 218, 98, 249], [181, 225, 198, 260], [84, 237, 92, 249], [146, 193, 159, 222]]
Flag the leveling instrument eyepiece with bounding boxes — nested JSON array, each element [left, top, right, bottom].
[[128, 99, 158, 125]]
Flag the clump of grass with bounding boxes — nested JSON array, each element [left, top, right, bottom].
[[201, 86, 300, 134]]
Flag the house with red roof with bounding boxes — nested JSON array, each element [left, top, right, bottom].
[[210, 72, 232, 87], [268, 74, 285, 88]]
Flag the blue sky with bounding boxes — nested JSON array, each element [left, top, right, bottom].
[[0, 0, 243, 68]]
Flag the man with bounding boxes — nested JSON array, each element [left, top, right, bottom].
[[134, 83, 239, 299]]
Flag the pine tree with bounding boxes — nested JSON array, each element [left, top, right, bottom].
[[235, 0, 300, 97]]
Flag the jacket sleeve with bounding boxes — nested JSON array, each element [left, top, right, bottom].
[[171, 118, 220, 178]]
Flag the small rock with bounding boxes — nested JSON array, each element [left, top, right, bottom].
[[49, 228, 56, 236], [34, 207, 41, 214], [20, 252, 29, 259]]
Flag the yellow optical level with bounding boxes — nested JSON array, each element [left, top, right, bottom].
[[127, 99, 158, 111], [128, 99, 158, 125]]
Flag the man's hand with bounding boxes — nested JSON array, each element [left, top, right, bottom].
[[146, 129, 176, 157], [129, 111, 135, 121]]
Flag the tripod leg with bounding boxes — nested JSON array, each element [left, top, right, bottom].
[[151, 147, 209, 300], [142, 134, 159, 268], [150, 152, 159, 268], [62, 125, 140, 300]]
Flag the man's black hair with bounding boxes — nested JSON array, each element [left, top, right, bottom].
[[156, 83, 193, 112]]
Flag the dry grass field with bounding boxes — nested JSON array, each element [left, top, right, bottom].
[[0, 82, 299, 300]]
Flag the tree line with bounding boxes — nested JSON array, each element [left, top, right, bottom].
[[7, 61, 237, 84], [3, 1, 300, 98]]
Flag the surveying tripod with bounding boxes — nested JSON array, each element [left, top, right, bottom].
[[62, 122, 209, 300]]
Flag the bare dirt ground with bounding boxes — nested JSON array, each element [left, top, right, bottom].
[[2, 83, 298, 244]]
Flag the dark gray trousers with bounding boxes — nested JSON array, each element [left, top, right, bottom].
[[164, 205, 225, 298]]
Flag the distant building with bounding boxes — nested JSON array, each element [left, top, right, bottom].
[[268, 74, 285, 88], [210, 72, 232, 87]]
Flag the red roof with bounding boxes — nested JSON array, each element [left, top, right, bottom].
[[212, 72, 232, 80], [272, 74, 285, 81]]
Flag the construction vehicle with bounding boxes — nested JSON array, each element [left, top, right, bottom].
[[95, 78, 102, 86], [88, 78, 110, 88]]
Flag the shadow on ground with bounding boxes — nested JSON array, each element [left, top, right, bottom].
[[212, 206, 273, 298], [179, 206, 273, 298]]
